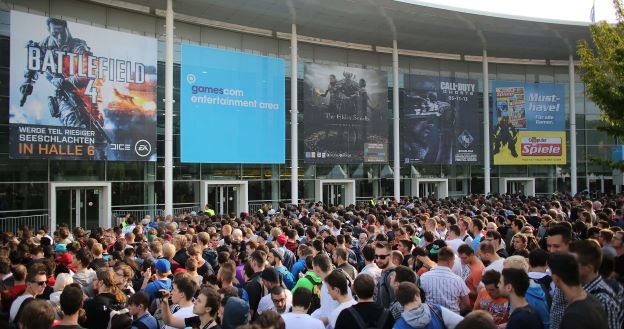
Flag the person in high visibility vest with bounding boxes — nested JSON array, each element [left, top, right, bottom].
[[204, 204, 215, 217]]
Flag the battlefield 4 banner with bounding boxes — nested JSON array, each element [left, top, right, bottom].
[[303, 63, 389, 163], [9, 11, 157, 161], [401, 75, 480, 165], [492, 82, 566, 165]]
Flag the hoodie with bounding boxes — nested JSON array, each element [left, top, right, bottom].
[[524, 283, 550, 329], [73, 268, 96, 297], [394, 304, 440, 329], [221, 297, 250, 329]]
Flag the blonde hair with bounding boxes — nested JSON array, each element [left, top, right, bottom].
[[503, 255, 529, 273], [162, 242, 176, 260], [53, 273, 73, 292]]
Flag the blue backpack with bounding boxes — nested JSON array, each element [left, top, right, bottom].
[[393, 304, 445, 329]]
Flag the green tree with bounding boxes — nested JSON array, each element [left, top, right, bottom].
[[577, 0, 624, 170]]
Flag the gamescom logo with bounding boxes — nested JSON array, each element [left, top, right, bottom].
[[135, 140, 152, 157], [186, 73, 196, 85]]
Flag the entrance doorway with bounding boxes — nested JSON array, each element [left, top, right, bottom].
[[49, 182, 112, 230], [201, 181, 248, 216], [315, 179, 356, 206], [500, 178, 535, 196], [411, 178, 448, 199]]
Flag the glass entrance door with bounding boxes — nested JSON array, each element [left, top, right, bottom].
[[507, 181, 526, 194], [207, 185, 238, 215], [322, 183, 345, 206], [418, 182, 439, 198], [55, 188, 101, 229]]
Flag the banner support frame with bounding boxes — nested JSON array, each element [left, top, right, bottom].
[[569, 54, 577, 195], [164, 0, 174, 217], [483, 49, 491, 195], [393, 40, 400, 201], [291, 24, 299, 206]]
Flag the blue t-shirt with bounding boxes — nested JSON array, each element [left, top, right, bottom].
[[143, 278, 172, 302], [132, 313, 159, 329]]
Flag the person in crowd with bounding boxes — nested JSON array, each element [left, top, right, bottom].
[[334, 274, 394, 329], [325, 270, 356, 329], [280, 288, 324, 329], [127, 291, 159, 329], [569, 239, 623, 329], [393, 281, 463, 329], [473, 270, 509, 325], [498, 268, 544, 329], [53, 284, 84, 329], [18, 299, 56, 329], [374, 241, 397, 308], [10, 263, 48, 323], [419, 247, 470, 314], [257, 268, 292, 315], [549, 252, 608, 329], [457, 244, 484, 306]]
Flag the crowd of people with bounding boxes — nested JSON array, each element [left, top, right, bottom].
[[0, 193, 623, 329]]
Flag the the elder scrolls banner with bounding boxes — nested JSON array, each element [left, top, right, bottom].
[[401, 75, 480, 165], [9, 11, 157, 161], [304, 63, 389, 163], [492, 81, 566, 165]]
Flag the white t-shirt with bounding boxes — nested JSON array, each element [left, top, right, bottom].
[[9, 294, 34, 322], [165, 305, 195, 329], [281, 312, 325, 329], [445, 238, 464, 254], [329, 299, 357, 329], [257, 289, 293, 315], [483, 258, 505, 274]]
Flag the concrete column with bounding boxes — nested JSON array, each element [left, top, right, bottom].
[[392, 40, 400, 201], [164, 0, 174, 216]]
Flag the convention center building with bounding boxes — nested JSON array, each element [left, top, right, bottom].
[[0, 0, 619, 230]]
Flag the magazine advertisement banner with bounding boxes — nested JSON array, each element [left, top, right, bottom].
[[303, 63, 389, 163], [401, 75, 480, 164], [9, 11, 158, 161], [492, 82, 566, 165], [180, 45, 285, 163]]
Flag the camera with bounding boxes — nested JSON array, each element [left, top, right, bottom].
[[154, 291, 169, 299]]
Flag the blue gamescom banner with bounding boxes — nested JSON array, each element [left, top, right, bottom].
[[180, 45, 285, 163], [492, 81, 566, 165]]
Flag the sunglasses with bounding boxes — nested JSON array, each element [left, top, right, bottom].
[[375, 254, 389, 259], [31, 280, 47, 286]]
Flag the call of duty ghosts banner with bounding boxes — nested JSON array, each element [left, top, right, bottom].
[[492, 82, 566, 165], [401, 75, 480, 165], [9, 11, 157, 161], [304, 63, 389, 163]]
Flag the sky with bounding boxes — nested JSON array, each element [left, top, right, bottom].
[[402, 0, 618, 23]]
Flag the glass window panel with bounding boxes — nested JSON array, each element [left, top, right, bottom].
[[50, 160, 105, 181], [0, 97, 8, 124], [495, 64, 525, 81], [0, 183, 46, 213], [0, 158, 47, 182], [112, 181, 145, 206], [107, 161, 154, 181]]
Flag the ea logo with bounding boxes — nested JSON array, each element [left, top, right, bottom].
[[186, 73, 196, 85], [135, 140, 152, 157]]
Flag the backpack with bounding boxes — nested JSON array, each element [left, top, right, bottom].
[[304, 274, 322, 314], [107, 308, 131, 329], [533, 275, 553, 308], [375, 268, 396, 308], [347, 307, 389, 329], [10, 297, 34, 329]]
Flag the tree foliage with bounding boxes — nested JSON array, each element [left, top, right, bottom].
[[577, 0, 624, 170]]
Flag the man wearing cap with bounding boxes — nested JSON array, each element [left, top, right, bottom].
[[276, 234, 296, 270], [257, 268, 292, 315], [142, 258, 173, 302], [269, 248, 295, 289]]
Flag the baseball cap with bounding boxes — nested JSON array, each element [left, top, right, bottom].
[[270, 248, 284, 261], [276, 234, 287, 245], [154, 259, 171, 274], [55, 244, 67, 253]]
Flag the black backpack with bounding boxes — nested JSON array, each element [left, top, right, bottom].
[[347, 307, 390, 329], [533, 275, 553, 308]]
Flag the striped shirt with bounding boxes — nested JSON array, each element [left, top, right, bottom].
[[420, 266, 469, 314], [584, 275, 624, 329]]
